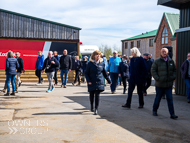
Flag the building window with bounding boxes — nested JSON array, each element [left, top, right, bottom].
[[162, 27, 168, 44], [149, 39, 154, 47], [125, 42, 128, 49], [137, 40, 140, 48], [131, 41, 134, 48]]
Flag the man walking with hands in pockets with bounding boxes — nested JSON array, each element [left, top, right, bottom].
[[151, 48, 178, 119]]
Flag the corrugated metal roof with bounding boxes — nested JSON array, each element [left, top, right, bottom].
[[0, 8, 81, 30], [165, 12, 179, 36], [121, 29, 158, 41], [154, 12, 179, 41]]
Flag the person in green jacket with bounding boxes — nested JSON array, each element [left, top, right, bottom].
[[151, 48, 178, 119]]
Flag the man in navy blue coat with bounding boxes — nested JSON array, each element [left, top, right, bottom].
[[53, 51, 60, 85], [181, 53, 190, 103], [118, 55, 130, 94], [143, 53, 153, 96]]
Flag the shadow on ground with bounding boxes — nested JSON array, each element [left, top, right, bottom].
[[63, 94, 190, 143]]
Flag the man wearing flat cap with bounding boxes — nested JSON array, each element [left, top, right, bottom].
[[148, 53, 154, 63], [143, 53, 153, 96]]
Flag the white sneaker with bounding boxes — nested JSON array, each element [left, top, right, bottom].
[[36, 83, 42, 85]]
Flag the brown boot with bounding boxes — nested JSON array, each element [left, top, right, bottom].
[[10, 92, 15, 96], [1, 88, 6, 93], [1, 82, 7, 93], [4, 92, 10, 96]]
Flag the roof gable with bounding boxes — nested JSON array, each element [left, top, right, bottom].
[[154, 12, 179, 41], [121, 29, 158, 41], [165, 12, 179, 36]]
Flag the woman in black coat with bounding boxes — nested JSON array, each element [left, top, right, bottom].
[[85, 50, 111, 115], [122, 47, 147, 109], [118, 55, 130, 94], [72, 56, 82, 86]]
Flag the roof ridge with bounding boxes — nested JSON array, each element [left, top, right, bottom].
[[164, 13, 173, 35], [164, 12, 179, 15], [121, 29, 158, 41], [0, 8, 82, 30]]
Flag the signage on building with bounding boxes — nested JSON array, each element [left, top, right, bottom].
[[0, 40, 78, 70]]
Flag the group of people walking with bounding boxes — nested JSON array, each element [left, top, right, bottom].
[[2, 49, 82, 94], [35, 49, 86, 92], [85, 47, 178, 119], [2, 51, 24, 96], [2, 46, 190, 119]]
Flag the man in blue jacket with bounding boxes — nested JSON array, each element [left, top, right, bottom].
[[107, 51, 121, 94], [35, 51, 44, 85]]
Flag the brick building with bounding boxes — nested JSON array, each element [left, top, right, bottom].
[[154, 12, 179, 61], [121, 30, 157, 59], [122, 12, 179, 62]]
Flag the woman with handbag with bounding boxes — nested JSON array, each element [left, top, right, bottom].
[[85, 50, 111, 115]]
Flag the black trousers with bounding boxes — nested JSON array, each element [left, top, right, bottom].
[[74, 70, 80, 84], [54, 69, 58, 84], [126, 83, 144, 107], [122, 77, 127, 93], [35, 69, 43, 83], [143, 77, 152, 94], [89, 90, 101, 109]]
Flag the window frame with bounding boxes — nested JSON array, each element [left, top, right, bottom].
[[137, 40, 141, 48], [149, 39, 154, 47], [131, 41, 134, 48], [125, 42, 128, 49], [161, 27, 168, 45]]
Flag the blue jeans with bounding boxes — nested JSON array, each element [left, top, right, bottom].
[[110, 73, 118, 92], [184, 78, 190, 101], [60, 69, 69, 86], [6, 75, 16, 93], [153, 86, 175, 116]]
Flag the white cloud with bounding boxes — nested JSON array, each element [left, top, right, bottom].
[[0, 0, 179, 48]]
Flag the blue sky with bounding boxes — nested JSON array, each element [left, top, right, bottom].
[[0, 0, 179, 49]]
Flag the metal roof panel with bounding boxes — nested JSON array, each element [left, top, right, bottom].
[[0, 8, 82, 30], [121, 29, 158, 41]]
